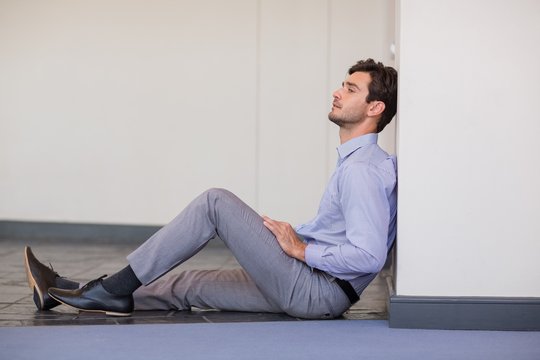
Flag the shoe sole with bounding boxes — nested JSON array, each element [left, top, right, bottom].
[[47, 292, 132, 317], [24, 246, 45, 310]]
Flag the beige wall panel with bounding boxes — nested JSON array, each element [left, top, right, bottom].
[[257, 0, 330, 225], [0, 0, 258, 224]]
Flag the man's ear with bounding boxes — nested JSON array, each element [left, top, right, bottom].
[[367, 101, 385, 117]]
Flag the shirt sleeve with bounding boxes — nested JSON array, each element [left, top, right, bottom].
[[304, 162, 391, 279]]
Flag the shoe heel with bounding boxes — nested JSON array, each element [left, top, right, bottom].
[[32, 287, 44, 310]]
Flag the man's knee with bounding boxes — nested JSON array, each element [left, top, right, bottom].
[[201, 188, 238, 206], [203, 188, 232, 199]]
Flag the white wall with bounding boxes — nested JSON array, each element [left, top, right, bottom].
[[396, 0, 540, 297], [0, 0, 395, 226]]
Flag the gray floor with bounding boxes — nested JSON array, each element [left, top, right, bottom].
[[0, 239, 392, 327]]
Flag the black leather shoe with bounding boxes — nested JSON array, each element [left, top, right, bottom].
[[24, 246, 79, 311], [48, 276, 134, 317]]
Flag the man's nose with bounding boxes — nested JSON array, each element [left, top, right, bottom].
[[332, 88, 341, 99]]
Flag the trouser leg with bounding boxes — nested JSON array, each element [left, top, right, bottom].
[[127, 188, 350, 319], [133, 268, 281, 313]]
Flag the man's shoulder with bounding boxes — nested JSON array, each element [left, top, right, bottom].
[[343, 144, 396, 174]]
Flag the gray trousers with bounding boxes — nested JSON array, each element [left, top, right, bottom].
[[128, 188, 351, 319]]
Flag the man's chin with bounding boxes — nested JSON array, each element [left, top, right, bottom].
[[328, 114, 344, 127]]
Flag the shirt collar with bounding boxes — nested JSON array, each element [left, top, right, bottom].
[[337, 133, 378, 162]]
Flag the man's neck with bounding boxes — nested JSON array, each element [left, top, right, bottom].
[[339, 126, 377, 144]]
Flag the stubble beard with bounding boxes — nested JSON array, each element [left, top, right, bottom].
[[328, 110, 363, 128]]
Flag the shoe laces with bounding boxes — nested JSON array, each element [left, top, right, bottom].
[[81, 275, 107, 290], [48, 262, 60, 277]]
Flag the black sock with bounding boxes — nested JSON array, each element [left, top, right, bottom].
[[101, 265, 142, 296]]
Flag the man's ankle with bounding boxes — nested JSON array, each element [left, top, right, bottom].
[[101, 265, 142, 296]]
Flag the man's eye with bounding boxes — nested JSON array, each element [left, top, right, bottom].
[[347, 88, 354, 93]]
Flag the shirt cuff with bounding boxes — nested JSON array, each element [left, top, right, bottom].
[[305, 243, 327, 270]]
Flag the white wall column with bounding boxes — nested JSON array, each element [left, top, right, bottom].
[[392, 0, 540, 330]]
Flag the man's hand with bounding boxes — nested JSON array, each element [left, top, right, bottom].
[[262, 215, 307, 262]]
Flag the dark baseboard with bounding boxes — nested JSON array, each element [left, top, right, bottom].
[[0, 220, 162, 244], [389, 295, 540, 331]]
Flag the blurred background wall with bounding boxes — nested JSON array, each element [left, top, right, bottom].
[[0, 0, 396, 226]]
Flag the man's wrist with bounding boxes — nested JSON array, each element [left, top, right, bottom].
[[295, 242, 307, 262]]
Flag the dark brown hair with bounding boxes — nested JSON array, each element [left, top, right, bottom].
[[349, 59, 398, 132]]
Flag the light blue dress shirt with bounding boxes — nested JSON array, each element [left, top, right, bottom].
[[296, 133, 397, 292]]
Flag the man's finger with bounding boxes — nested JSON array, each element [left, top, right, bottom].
[[262, 219, 278, 234]]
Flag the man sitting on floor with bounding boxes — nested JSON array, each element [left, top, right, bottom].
[[24, 59, 398, 319]]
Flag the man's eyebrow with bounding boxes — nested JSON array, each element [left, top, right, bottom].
[[345, 81, 361, 90]]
